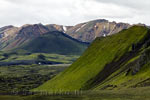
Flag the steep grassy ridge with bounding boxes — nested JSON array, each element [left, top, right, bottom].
[[34, 26, 149, 92], [95, 46, 150, 90]]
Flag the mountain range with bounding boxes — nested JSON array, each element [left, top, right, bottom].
[[0, 24, 88, 55], [0, 19, 132, 53]]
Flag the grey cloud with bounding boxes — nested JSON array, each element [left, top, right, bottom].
[[94, 0, 150, 10], [5, 0, 30, 3], [0, 0, 150, 27]]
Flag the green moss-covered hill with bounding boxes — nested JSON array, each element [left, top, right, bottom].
[[33, 26, 150, 92], [17, 31, 88, 55]]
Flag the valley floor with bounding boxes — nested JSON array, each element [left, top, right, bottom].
[[1, 87, 150, 100], [0, 64, 69, 92]]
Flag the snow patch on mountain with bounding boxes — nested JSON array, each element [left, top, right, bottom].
[[81, 24, 86, 28], [75, 28, 81, 32], [104, 25, 106, 29], [75, 24, 87, 32], [63, 26, 67, 32], [103, 34, 106, 37]]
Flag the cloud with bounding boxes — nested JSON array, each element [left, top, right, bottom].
[[0, 0, 150, 27], [94, 0, 150, 10]]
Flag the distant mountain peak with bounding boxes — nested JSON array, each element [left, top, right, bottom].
[[65, 19, 131, 42]]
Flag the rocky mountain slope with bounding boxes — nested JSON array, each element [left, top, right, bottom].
[[0, 24, 88, 55], [33, 26, 150, 92], [0, 24, 50, 50], [65, 19, 131, 42]]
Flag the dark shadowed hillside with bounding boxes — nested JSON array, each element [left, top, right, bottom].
[[18, 31, 88, 55]]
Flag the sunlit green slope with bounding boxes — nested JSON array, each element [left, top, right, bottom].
[[34, 26, 150, 92]]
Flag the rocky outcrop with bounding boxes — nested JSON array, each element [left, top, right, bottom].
[[0, 25, 14, 32], [17, 24, 50, 37]]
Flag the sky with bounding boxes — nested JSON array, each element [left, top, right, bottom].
[[0, 0, 150, 27]]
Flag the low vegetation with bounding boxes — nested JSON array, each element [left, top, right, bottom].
[[1, 87, 150, 100], [0, 52, 79, 64], [0, 64, 68, 92]]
